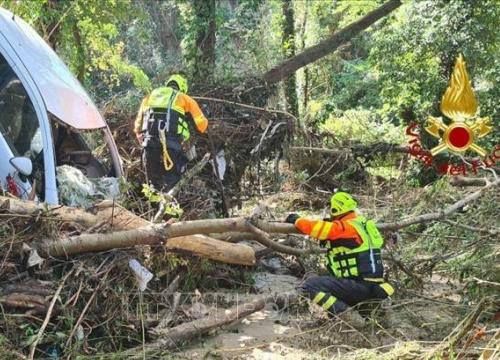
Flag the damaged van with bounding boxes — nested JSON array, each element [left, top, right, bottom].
[[0, 7, 123, 205]]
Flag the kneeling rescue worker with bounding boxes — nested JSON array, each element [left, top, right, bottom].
[[134, 74, 208, 191], [286, 192, 394, 315]]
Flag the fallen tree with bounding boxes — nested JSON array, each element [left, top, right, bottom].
[[4, 177, 498, 259], [36, 178, 498, 258], [0, 196, 256, 266]]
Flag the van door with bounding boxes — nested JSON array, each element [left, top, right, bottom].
[[0, 52, 48, 201]]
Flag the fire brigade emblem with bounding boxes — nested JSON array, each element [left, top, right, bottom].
[[425, 55, 492, 156]]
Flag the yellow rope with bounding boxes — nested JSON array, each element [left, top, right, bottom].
[[159, 129, 174, 171]]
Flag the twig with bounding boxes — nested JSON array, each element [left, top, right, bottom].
[[443, 220, 498, 235], [468, 277, 500, 287], [28, 269, 74, 360], [426, 299, 488, 359], [64, 267, 111, 349]]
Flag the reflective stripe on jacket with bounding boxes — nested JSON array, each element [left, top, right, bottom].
[[295, 212, 385, 279]]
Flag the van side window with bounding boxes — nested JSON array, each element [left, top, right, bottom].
[[0, 53, 44, 198]]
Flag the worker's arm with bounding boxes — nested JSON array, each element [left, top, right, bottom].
[[134, 96, 149, 142], [294, 217, 362, 246], [181, 94, 208, 133]]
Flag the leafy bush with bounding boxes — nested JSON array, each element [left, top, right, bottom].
[[320, 109, 404, 145]]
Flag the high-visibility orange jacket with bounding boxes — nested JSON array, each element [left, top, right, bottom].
[[134, 88, 208, 136], [295, 212, 362, 247]]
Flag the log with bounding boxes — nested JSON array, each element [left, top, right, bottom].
[[38, 178, 499, 258], [0, 196, 98, 227], [129, 292, 298, 355], [37, 218, 301, 258], [166, 235, 255, 266], [0, 197, 256, 266]]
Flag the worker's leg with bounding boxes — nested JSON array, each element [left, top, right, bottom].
[[143, 146, 168, 191], [301, 276, 393, 315], [160, 147, 188, 192], [301, 276, 348, 314]]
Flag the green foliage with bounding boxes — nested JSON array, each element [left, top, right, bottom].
[[3, 0, 151, 95], [369, 0, 499, 123], [142, 184, 183, 217], [320, 109, 404, 145]]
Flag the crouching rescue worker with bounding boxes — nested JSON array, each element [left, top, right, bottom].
[[134, 74, 208, 191], [285, 192, 394, 315]]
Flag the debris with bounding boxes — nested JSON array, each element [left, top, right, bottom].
[[22, 243, 44, 268], [129, 259, 154, 291], [127, 292, 298, 355], [56, 165, 120, 208]]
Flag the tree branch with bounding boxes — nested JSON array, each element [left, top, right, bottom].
[[377, 178, 499, 231], [263, 0, 402, 83]]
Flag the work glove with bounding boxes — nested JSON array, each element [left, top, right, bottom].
[[285, 213, 300, 224]]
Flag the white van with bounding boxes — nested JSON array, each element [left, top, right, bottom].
[[0, 7, 123, 205]]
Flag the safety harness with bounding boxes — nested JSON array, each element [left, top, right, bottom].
[[141, 87, 191, 171]]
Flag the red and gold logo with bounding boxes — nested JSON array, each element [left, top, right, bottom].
[[406, 55, 498, 176], [425, 55, 492, 156]]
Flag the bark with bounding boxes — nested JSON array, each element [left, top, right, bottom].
[[263, 0, 402, 84], [72, 22, 86, 83], [0, 196, 100, 227], [128, 292, 298, 355], [282, 0, 298, 115], [37, 218, 300, 258], [193, 0, 216, 83], [165, 235, 255, 266], [0, 197, 255, 266], [299, 2, 309, 112]]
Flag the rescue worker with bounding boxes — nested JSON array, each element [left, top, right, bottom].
[[134, 74, 208, 191], [285, 191, 394, 315]]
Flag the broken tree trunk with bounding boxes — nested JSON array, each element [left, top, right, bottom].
[[38, 178, 499, 258], [128, 292, 298, 356], [0, 197, 256, 266], [263, 0, 402, 83], [37, 218, 301, 258], [166, 235, 255, 266]]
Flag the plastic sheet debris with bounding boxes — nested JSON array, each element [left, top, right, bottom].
[[56, 165, 120, 209], [22, 243, 44, 268], [128, 259, 154, 291], [210, 150, 226, 180]]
